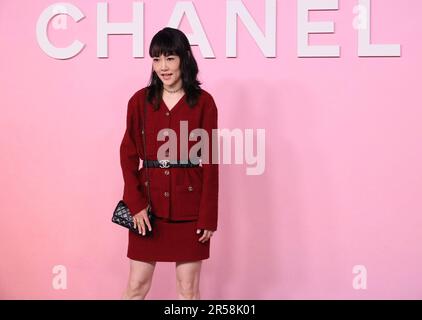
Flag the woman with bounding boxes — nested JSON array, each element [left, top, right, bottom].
[[119, 27, 219, 300]]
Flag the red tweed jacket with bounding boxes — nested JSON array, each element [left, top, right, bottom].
[[119, 87, 219, 231]]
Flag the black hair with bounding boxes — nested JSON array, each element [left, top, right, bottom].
[[146, 27, 202, 110]]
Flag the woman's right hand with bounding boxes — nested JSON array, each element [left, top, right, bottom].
[[133, 207, 152, 236]]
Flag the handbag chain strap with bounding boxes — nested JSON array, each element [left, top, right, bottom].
[[141, 91, 152, 212]]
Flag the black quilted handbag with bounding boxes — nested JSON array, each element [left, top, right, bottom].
[[112, 200, 155, 235], [112, 92, 155, 236]]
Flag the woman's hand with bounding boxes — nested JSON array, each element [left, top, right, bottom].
[[133, 207, 152, 236], [196, 229, 214, 243]]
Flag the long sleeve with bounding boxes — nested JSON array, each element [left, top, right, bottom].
[[119, 95, 149, 216], [196, 95, 219, 231]]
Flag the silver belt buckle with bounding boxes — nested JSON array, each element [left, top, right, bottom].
[[159, 159, 170, 168]]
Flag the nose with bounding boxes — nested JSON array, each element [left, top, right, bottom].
[[160, 58, 168, 71]]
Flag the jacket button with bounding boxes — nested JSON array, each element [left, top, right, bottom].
[[141, 130, 144, 135], [144, 181, 148, 186], [165, 112, 170, 116], [164, 170, 170, 175], [164, 191, 170, 197], [188, 185, 193, 192]]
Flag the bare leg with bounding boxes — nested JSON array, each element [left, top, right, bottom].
[[175, 260, 202, 300], [122, 259, 156, 300]]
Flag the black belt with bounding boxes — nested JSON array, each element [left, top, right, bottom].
[[143, 159, 200, 168]]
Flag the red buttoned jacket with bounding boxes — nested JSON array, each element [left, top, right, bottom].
[[119, 87, 219, 231]]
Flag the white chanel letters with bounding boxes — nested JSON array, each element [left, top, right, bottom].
[[36, 0, 401, 59]]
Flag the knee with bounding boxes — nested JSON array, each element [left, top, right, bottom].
[[124, 278, 152, 299], [176, 279, 199, 300]]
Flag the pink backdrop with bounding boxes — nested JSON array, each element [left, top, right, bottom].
[[1, 0, 421, 299]]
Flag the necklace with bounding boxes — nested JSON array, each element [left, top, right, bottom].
[[163, 85, 183, 94]]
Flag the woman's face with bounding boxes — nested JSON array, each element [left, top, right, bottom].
[[152, 53, 182, 88]]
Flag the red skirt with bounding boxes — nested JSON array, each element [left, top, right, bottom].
[[127, 217, 210, 262]]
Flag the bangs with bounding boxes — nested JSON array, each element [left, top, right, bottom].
[[149, 35, 179, 58]]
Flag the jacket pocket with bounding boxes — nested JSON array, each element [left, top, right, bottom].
[[136, 168, 149, 209], [138, 168, 163, 216], [172, 181, 203, 220]]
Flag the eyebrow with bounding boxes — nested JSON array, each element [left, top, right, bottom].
[[153, 55, 176, 58]]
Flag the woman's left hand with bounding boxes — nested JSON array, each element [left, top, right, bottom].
[[196, 229, 214, 243]]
